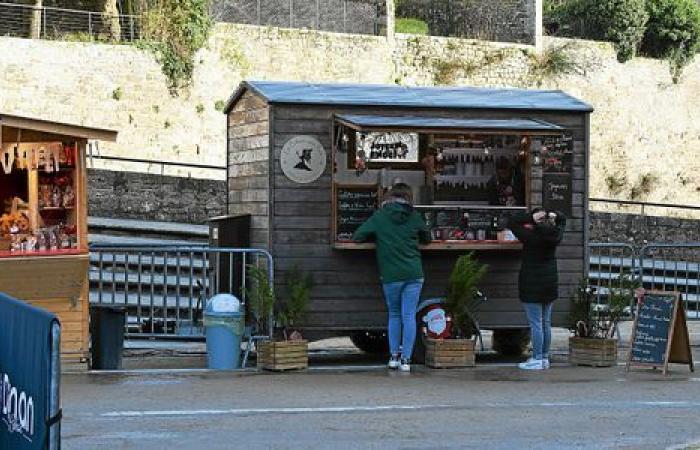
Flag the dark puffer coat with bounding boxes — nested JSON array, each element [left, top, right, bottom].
[[508, 210, 567, 303]]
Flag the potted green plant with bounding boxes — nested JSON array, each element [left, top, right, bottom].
[[425, 252, 488, 368], [568, 277, 632, 367], [248, 264, 313, 371]]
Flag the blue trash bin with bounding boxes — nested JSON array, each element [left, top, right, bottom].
[[204, 294, 245, 370]]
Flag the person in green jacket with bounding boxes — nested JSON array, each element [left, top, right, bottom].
[[508, 208, 567, 370], [353, 183, 431, 372]]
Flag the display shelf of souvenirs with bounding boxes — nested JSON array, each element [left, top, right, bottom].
[[1, 142, 77, 175], [39, 173, 76, 211], [1, 224, 78, 256]]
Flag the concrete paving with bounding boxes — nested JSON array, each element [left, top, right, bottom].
[[62, 357, 700, 450], [61, 333, 700, 450]]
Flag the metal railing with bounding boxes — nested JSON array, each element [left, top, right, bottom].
[[0, 2, 140, 42], [640, 244, 700, 319], [590, 198, 700, 216], [589, 242, 700, 319], [210, 0, 387, 35], [89, 245, 273, 339]]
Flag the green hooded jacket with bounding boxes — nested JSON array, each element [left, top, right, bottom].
[[353, 201, 431, 283]]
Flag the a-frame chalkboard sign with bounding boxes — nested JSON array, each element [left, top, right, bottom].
[[626, 290, 694, 375]]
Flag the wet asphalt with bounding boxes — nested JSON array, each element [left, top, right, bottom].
[[61, 347, 700, 450]]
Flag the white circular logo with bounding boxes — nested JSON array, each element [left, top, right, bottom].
[[280, 136, 326, 184]]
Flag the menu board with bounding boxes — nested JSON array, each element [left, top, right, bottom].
[[629, 293, 675, 365], [539, 134, 573, 216], [539, 135, 574, 174], [627, 290, 694, 374], [334, 184, 379, 241], [542, 173, 572, 216]]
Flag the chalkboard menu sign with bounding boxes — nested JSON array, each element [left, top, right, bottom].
[[538, 134, 573, 216], [627, 290, 694, 375], [542, 173, 572, 217], [334, 184, 379, 241]]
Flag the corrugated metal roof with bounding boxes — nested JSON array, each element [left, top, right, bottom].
[[335, 114, 564, 132], [225, 81, 593, 113]]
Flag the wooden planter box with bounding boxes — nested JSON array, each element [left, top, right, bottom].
[[569, 337, 618, 367], [257, 340, 308, 371], [425, 338, 476, 368]]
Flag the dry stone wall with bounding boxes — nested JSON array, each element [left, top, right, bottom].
[[0, 22, 698, 223]]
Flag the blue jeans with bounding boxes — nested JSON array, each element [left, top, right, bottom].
[[382, 278, 424, 361], [522, 302, 554, 360]]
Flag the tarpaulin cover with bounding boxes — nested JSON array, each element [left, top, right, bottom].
[[0, 292, 58, 450], [226, 81, 594, 113], [335, 114, 564, 131]]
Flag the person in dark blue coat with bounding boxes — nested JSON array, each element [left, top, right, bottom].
[[508, 208, 567, 370]]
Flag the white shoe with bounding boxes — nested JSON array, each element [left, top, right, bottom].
[[399, 360, 411, 372], [388, 356, 400, 369], [543, 358, 551, 369], [518, 358, 545, 370]]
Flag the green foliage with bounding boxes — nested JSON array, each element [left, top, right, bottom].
[[196, 103, 205, 114], [568, 278, 635, 339], [547, 0, 648, 62], [138, 0, 212, 94], [112, 87, 123, 101], [246, 264, 275, 335], [528, 43, 584, 85], [395, 18, 429, 35], [214, 100, 226, 112], [642, 0, 700, 82], [445, 252, 488, 338], [164, 120, 171, 128], [278, 266, 314, 336]]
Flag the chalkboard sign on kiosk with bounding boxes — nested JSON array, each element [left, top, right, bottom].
[[333, 184, 379, 241], [627, 290, 694, 375]]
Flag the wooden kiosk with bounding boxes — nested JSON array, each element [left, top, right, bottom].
[[0, 114, 117, 359], [224, 81, 592, 343]]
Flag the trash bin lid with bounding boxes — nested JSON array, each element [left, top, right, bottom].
[[205, 294, 241, 316]]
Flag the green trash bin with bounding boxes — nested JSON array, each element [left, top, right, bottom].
[[204, 294, 245, 370]]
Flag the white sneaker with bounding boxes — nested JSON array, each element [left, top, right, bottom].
[[399, 360, 411, 372], [543, 358, 551, 369], [518, 358, 545, 370], [388, 355, 400, 369]]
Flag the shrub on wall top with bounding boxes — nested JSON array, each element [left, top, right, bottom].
[[642, 0, 700, 82], [576, 0, 649, 62], [395, 18, 429, 35]]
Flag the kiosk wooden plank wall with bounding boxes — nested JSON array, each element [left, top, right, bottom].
[[225, 82, 592, 333]]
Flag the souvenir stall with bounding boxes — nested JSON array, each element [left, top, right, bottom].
[[224, 81, 592, 343], [0, 114, 117, 359]]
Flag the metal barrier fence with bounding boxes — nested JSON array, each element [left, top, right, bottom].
[[89, 245, 273, 339], [588, 243, 638, 309], [640, 244, 700, 319], [210, 0, 387, 35], [589, 242, 700, 319], [0, 2, 140, 41]]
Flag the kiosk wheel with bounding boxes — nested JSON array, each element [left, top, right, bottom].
[[492, 329, 530, 357], [350, 331, 389, 355]]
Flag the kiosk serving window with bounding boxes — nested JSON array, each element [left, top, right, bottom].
[[0, 141, 80, 256], [332, 114, 568, 250]]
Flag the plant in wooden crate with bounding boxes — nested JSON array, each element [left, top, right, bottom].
[[425, 252, 488, 368], [248, 264, 313, 371], [567, 277, 632, 367]]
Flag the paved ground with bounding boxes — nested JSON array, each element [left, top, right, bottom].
[[62, 344, 700, 450]]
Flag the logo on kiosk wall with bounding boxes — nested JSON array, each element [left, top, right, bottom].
[[280, 135, 326, 184]]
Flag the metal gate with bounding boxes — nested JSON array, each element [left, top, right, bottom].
[[640, 244, 700, 319], [89, 245, 273, 338], [588, 243, 638, 310]]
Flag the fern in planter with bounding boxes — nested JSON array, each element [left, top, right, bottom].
[[246, 264, 275, 337], [279, 265, 314, 340], [444, 252, 488, 339], [568, 277, 634, 339]]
